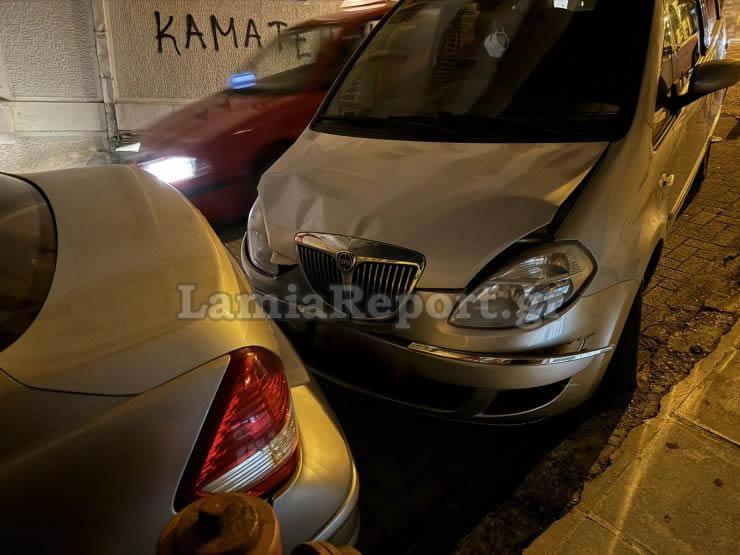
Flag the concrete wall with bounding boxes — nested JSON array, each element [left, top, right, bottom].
[[0, 0, 106, 172], [106, 0, 342, 132], [0, 0, 344, 172]]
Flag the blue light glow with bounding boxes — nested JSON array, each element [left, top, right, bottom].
[[228, 71, 257, 90]]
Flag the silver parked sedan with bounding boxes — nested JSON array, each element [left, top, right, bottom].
[[0, 167, 358, 553], [242, 0, 740, 423]]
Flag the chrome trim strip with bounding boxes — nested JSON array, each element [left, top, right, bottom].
[[295, 232, 425, 269], [407, 343, 615, 366]]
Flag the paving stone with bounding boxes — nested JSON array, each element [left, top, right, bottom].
[[657, 278, 683, 291], [675, 351, 740, 446], [679, 203, 700, 216], [694, 249, 721, 261], [664, 233, 687, 250], [702, 220, 729, 240], [690, 210, 717, 225], [526, 512, 642, 555], [674, 221, 704, 237], [685, 238, 735, 254], [712, 229, 738, 247], [590, 423, 740, 555], [654, 266, 692, 283], [678, 257, 709, 275], [715, 215, 736, 225], [665, 244, 697, 262], [657, 257, 682, 269], [643, 287, 675, 307]]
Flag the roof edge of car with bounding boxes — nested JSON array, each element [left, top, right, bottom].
[[296, 3, 395, 28]]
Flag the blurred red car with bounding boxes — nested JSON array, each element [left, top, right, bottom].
[[134, 3, 393, 225]]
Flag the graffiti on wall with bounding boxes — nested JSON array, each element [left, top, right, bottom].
[[155, 12, 289, 54]]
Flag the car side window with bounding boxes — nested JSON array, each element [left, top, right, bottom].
[[654, 13, 676, 144], [700, 0, 719, 44], [668, 0, 701, 91]]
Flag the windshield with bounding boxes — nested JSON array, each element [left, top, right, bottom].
[[0, 176, 56, 351], [233, 25, 345, 92], [316, 0, 654, 141]]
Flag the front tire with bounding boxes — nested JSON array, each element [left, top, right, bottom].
[[600, 283, 643, 393], [696, 139, 711, 183]]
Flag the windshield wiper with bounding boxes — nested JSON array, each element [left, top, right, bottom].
[[318, 114, 468, 138], [315, 112, 598, 141]]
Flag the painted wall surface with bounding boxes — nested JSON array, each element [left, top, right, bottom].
[[0, 135, 108, 173], [0, 0, 105, 172], [0, 0, 100, 100], [0, 0, 346, 171], [106, 0, 343, 102]]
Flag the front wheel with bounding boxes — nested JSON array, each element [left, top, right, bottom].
[[600, 283, 643, 393], [697, 139, 712, 183]]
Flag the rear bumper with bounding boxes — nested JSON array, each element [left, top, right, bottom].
[[273, 379, 360, 550]]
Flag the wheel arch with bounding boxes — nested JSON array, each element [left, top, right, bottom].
[[643, 239, 664, 286]]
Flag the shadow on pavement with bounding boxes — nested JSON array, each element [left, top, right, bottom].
[[318, 359, 637, 554]]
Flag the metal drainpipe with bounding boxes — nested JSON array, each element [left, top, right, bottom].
[[90, 0, 119, 156]]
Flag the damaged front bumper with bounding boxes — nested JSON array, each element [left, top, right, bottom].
[[243, 240, 638, 423]]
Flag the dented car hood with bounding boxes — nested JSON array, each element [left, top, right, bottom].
[[259, 130, 608, 289]]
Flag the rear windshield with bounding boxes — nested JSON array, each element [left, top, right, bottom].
[[0, 176, 56, 351], [315, 0, 654, 142]]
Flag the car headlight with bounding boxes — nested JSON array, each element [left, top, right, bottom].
[[247, 198, 278, 276], [450, 242, 595, 329], [141, 156, 196, 183], [115, 141, 141, 153]]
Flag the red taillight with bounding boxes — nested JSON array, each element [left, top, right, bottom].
[[176, 347, 299, 508]]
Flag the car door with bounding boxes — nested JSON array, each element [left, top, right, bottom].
[[665, 0, 711, 220], [653, 4, 680, 223], [699, 0, 728, 122]]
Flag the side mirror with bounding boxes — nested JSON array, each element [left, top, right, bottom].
[[673, 59, 740, 110]]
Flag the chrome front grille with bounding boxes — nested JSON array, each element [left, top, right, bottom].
[[297, 244, 343, 300], [350, 262, 418, 310], [295, 234, 425, 320]]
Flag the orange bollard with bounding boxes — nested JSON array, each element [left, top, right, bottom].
[[158, 493, 282, 555], [291, 541, 361, 555]]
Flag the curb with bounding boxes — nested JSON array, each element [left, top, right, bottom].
[[526, 319, 740, 554]]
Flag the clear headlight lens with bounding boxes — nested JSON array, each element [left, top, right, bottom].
[[247, 198, 278, 276], [141, 156, 196, 183], [450, 242, 594, 329]]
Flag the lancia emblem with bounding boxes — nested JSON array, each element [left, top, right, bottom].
[[336, 251, 357, 273]]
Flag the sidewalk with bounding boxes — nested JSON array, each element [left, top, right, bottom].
[[527, 322, 740, 554]]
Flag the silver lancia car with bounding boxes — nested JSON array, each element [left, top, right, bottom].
[[242, 0, 739, 423]]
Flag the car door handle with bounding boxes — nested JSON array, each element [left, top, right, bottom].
[[660, 174, 675, 189]]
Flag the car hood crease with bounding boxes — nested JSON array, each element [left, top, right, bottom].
[[259, 131, 609, 288]]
